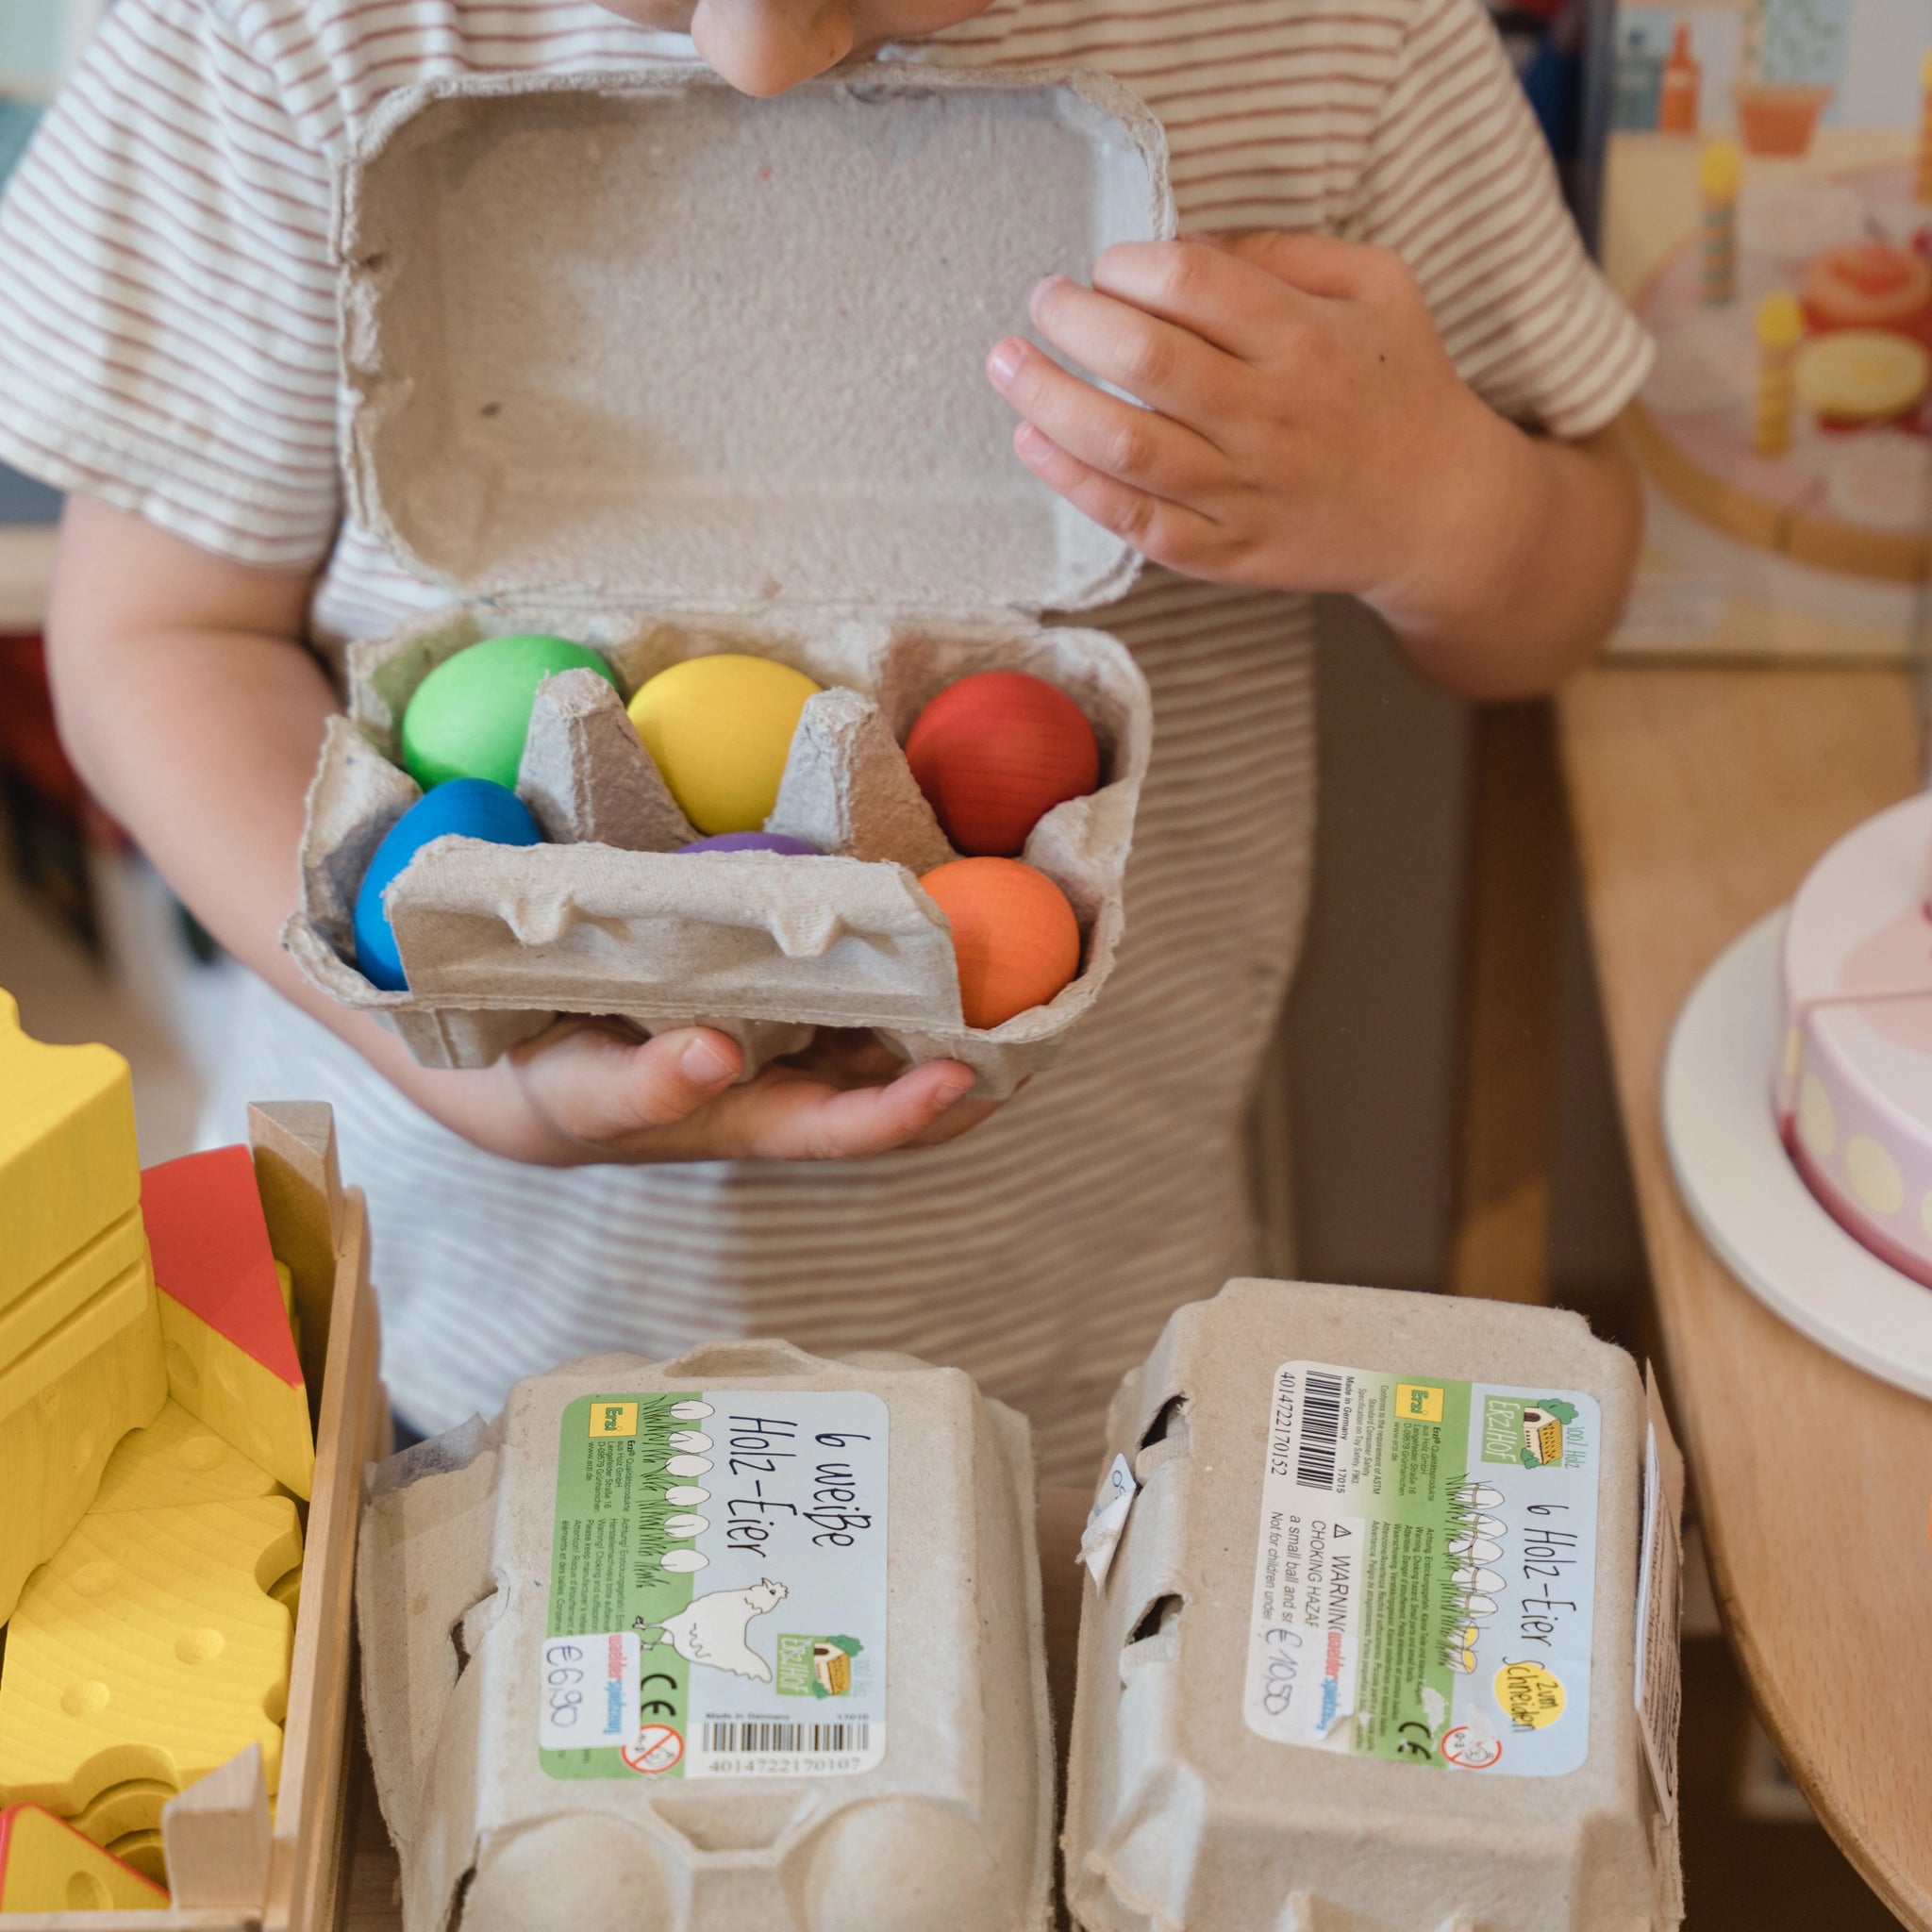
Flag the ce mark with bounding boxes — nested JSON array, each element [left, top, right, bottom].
[[642, 1671, 678, 1720]]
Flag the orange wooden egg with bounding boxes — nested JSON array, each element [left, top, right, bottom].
[[921, 858, 1081, 1030], [905, 671, 1100, 858]]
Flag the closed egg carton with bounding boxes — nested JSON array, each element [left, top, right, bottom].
[[1063, 1278, 1683, 1932], [285, 608, 1150, 1099], [355, 1339, 1054, 1932]]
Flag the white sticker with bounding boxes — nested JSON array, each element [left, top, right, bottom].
[[538, 1631, 639, 1751], [1079, 1452, 1139, 1587], [1633, 1421, 1683, 1819], [1244, 1364, 1601, 1776]]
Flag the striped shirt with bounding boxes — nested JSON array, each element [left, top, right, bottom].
[[0, 0, 1649, 1482]]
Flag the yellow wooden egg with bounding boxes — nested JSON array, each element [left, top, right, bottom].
[[625, 655, 821, 836]]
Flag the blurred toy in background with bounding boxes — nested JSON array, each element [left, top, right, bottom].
[[1602, 0, 1932, 658]]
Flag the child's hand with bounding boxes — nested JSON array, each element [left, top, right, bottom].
[[986, 231, 1530, 622], [412, 1019, 996, 1166]]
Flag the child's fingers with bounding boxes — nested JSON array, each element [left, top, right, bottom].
[[1010, 421, 1224, 571], [1213, 229, 1415, 307], [1024, 275, 1241, 425], [511, 1020, 744, 1146], [717, 1058, 983, 1160], [988, 337, 1224, 504], [1089, 238, 1306, 362]]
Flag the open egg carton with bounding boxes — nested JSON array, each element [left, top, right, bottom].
[[284, 62, 1172, 1099]]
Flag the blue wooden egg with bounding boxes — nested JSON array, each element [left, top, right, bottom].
[[353, 778, 541, 991]]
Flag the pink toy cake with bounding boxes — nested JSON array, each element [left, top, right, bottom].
[[1780, 791, 1932, 1286]]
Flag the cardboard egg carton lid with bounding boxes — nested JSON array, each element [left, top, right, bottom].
[[356, 1340, 1054, 1932], [1064, 1279, 1683, 1932], [336, 61, 1175, 617]]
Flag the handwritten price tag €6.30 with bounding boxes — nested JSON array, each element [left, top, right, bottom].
[[538, 1632, 640, 1752]]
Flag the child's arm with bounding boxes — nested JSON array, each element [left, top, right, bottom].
[[988, 233, 1641, 700], [46, 497, 990, 1165]]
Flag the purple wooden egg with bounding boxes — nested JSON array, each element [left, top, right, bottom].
[[675, 832, 820, 856]]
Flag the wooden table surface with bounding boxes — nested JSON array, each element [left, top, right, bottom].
[[341, 1486, 1091, 1929], [1558, 662, 1932, 1926]]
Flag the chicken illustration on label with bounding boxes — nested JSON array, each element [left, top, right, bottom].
[[637, 1579, 791, 1683]]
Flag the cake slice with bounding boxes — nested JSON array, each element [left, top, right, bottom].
[[0, 1804, 170, 1911], [142, 1147, 315, 1499]]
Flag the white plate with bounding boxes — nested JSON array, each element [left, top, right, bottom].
[[1662, 907, 1932, 1400]]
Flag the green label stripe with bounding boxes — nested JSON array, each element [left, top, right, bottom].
[[542, 1392, 701, 1781]]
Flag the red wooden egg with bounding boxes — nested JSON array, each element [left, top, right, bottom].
[[905, 671, 1101, 858], [921, 858, 1082, 1030]]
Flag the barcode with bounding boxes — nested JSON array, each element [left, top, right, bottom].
[[702, 1720, 871, 1756], [1297, 1372, 1342, 1491]]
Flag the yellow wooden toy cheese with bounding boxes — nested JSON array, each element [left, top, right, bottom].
[[0, 990, 141, 1311], [158, 1296, 316, 1501], [0, 1257, 167, 1624], [0, 1803, 169, 1911], [105, 1828, 167, 1887], [0, 1493, 302, 1816], [143, 1149, 316, 1501], [268, 1562, 303, 1624], [91, 1397, 282, 1516], [0, 1206, 148, 1367], [69, 1776, 177, 1848]]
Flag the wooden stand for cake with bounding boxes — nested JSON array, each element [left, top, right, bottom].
[[1558, 660, 1932, 1928]]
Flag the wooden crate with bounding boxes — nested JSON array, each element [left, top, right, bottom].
[[7, 1101, 387, 1932]]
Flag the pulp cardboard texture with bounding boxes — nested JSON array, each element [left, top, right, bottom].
[[1064, 1280, 1683, 1932], [357, 1340, 1053, 1932], [286, 67, 1170, 1099]]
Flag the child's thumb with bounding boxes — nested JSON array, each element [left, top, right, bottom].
[[513, 1021, 743, 1147]]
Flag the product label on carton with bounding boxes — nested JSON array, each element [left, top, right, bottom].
[[1244, 1362, 1599, 1776], [541, 1391, 887, 1780]]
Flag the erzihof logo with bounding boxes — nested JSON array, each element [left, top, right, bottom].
[[1519, 1400, 1577, 1468], [776, 1633, 863, 1698]]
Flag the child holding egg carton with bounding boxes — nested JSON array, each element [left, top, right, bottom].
[[0, 0, 1650, 1471]]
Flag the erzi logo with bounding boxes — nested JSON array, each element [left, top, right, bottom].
[[776, 1634, 863, 1698], [1480, 1396, 1578, 1467], [1395, 1383, 1443, 1424], [589, 1402, 639, 1439]]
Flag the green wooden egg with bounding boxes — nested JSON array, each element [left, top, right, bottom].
[[400, 635, 619, 791]]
